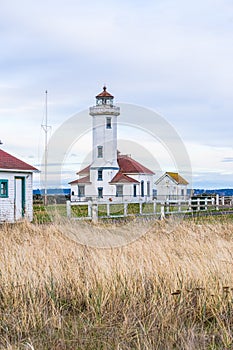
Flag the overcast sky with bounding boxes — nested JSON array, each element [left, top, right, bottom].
[[0, 0, 233, 189]]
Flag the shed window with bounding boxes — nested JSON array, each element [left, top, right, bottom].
[[0, 180, 8, 198]]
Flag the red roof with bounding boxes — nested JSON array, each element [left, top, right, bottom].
[[96, 86, 114, 98], [77, 165, 90, 176], [73, 154, 154, 183], [109, 172, 139, 184], [117, 154, 154, 175], [69, 175, 91, 185], [0, 149, 38, 171]]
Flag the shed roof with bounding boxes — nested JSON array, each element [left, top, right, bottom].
[[0, 149, 38, 172]]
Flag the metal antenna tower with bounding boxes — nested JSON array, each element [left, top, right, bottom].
[[41, 90, 51, 205]]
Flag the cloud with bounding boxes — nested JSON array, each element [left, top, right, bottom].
[[222, 157, 233, 163], [1, 0, 233, 188]]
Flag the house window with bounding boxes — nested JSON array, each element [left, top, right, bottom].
[[97, 146, 103, 158], [133, 184, 137, 197], [141, 181, 144, 197], [116, 185, 123, 197], [181, 189, 184, 196], [98, 187, 103, 198], [78, 185, 85, 197], [106, 117, 111, 129], [0, 180, 8, 198], [147, 181, 150, 196], [98, 169, 103, 181]]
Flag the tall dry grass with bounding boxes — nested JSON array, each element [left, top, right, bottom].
[[0, 217, 233, 349]]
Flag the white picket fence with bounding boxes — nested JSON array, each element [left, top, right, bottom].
[[66, 195, 233, 222]]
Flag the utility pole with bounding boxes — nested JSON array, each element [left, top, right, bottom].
[[41, 91, 51, 206]]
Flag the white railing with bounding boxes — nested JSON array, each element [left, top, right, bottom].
[[67, 195, 233, 222]]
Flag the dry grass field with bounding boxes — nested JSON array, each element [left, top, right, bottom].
[[0, 216, 233, 349]]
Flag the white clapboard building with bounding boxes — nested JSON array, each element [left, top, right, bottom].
[[155, 172, 189, 201], [0, 148, 38, 223], [69, 87, 155, 202]]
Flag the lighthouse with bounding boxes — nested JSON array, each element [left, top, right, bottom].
[[69, 87, 155, 202], [88, 86, 120, 198]]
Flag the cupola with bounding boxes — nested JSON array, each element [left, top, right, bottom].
[[96, 86, 114, 106]]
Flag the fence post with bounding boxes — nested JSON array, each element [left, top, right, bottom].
[[160, 203, 165, 220], [139, 202, 142, 215], [205, 198, 208, 211], [178, 200, 181, 212], [92, 202, 98, 223], [221, 196, 225, 206], [216, 194, 219, 211], [197, 198, 200, 211], [188, 198, 192, 211], [153, 200, 157, 214], [124, 203, 127, 216], [88, 201, 92, 217], [66, 201, 71, 218], [107, 203, 110, 216]]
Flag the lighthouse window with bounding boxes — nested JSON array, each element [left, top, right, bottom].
[[116, 185, 123, 197], [98, 187, 103, 198], [78, 185, 85, 197], [97, 146, 103, 158], [141, 181, 144, 197], [106, 117, 112, 129], [98, 170, 103, 181], [133, 184, 137, 197], [147, 181, 150, 196]]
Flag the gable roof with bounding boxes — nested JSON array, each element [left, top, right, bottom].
[[117, 154, 154, 175], [156, 172, 188, 185], [70, 153, 154, 186], [69, 175, 91, 185], [109, 172, 139, 184], [77, 165, 90, 176], [0, 149, 38, 172], [166, 172, 188, 185]]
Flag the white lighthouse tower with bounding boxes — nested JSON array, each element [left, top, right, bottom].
[[89, 86, 120, 198], [69, 86, 156, 202]]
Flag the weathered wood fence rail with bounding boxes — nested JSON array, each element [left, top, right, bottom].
[[67, 195, 233, 222]]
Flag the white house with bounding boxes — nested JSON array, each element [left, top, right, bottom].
[[69, 87, 155, 202], [0, 148, 38, 223], [155, 172, 189, 201]]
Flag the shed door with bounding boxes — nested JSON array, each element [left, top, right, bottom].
[[15, 177, 25, 220]]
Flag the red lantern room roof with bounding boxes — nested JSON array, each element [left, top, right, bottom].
[[96, 86, 114, 99]]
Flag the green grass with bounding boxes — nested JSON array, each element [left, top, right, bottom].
[[127, 203, 140, 214], [71, 204, 89, 217]]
